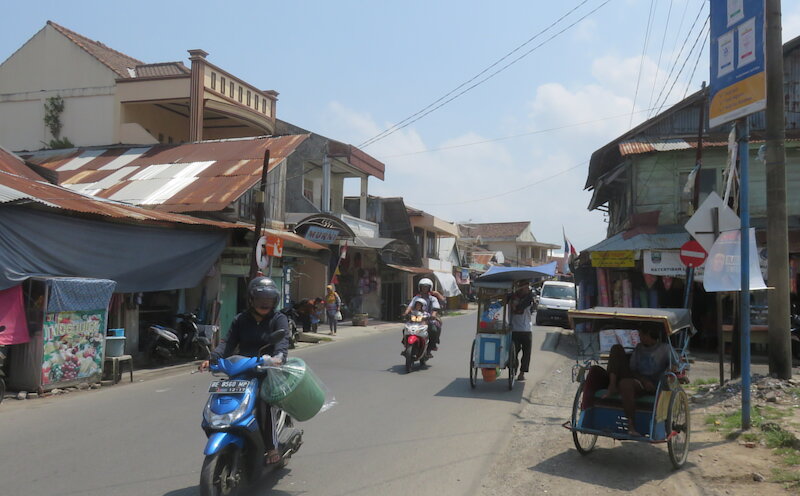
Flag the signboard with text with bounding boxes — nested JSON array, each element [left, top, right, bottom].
[[709, 0, 766, 128], [590, 250, 636, 268], [305, 226, 340, 244]]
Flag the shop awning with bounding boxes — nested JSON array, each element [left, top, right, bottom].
[[434, 272, 462, 297], [583, 225, 689, 252], [352, 236, 395, 249], [263, 228, 326, 251], [385, 264, 432, 274]]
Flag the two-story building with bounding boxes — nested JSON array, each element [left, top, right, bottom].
[[580, 35, 800, 345], [458, 222, 559, 269]]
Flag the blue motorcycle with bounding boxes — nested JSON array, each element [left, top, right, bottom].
[[200, 334, 303, 496]]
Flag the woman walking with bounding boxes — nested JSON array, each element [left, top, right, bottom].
[[324, 285, 341, 335]]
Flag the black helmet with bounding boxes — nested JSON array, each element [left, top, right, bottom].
[[248, 277, 279, 309]]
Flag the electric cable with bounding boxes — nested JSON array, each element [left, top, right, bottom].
[[358, 0, 612, 149], [683, 25, 709, 99], [653, 15, 709, 115], [630, 0, 657, 128], [646, 0, 674, 112]]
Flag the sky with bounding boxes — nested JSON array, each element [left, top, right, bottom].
[[2, 1, 799, 252]]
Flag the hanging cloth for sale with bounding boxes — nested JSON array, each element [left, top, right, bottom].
[[0, 284, 29, 345]]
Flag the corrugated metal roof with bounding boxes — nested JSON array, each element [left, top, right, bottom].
[[583, 226, 689, 252], [0, 146, 46, 180], [619, 137, 798, 157], [20, 135, 310, 213], [458, 221, 529, 239]]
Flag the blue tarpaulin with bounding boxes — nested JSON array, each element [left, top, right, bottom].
[[475, 262, 557, 283]]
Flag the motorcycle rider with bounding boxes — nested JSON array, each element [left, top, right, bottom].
[[403, 278, 443, 353], [199, 276, 289, 466]]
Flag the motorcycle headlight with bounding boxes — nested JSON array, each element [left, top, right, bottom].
[[203, 379, 257, 428]]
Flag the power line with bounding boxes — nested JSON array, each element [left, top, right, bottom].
[[649, 1, 707, 117], [646, 0, 674, 112], [358, 0, 613, 149], [376, 101, 684, 159], [654, 15, 709, 114], [683, 25, 709, 99], [630, 0, 657, 128], [357, 0, 593, 149], [413, 162, 587, 206]]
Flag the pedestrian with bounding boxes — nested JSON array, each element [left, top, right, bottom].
[[508, 280, 534, 381], [324, 285, 341, 335]]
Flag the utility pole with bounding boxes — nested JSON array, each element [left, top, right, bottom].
[[249, 149, 271, 281], [765, 0, 791, 379]]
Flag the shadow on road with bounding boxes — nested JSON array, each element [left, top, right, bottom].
[[528, 443, 695, 491], [434, 377, 525, 403]]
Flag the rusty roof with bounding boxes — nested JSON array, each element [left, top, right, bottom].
[[20, 135, 310, 213], [0, 146, 46, 181], [618, 136, 799, 157], [134, 62, 190, 78], [0, 168, 242, 230], [48, 21, 143, 79]]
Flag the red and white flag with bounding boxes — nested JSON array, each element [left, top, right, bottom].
[[339, 240, 348, 259]]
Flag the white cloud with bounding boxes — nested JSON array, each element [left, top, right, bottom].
[[572, 19, 597, 42], [785, 3, 800, 42]]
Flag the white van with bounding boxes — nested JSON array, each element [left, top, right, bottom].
[[534, 280, 576, 328]]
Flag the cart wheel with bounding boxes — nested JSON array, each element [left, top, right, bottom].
[[469, 340, 477, 389], [667, 388, 691, 469], [571, 382, 597, 454], [507, 342, 516, 390]]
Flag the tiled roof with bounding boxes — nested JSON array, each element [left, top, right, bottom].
[[20, 135, 310, 213], [48, 21, 143, 78], [134, 62, 191, 78], [459, 221, 530, 239]]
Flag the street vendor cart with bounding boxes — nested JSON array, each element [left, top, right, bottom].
[[470, 264, 556, 390], [565, 307, 695, 468]]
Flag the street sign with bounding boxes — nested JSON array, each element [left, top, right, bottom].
[[679, 240, 708, 268], [709, 0, 766, 128], [255, 236, 270, 269], [265, 234, 283, 257], [685, 192, 741, 253]]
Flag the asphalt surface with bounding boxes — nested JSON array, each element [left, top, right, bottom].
[[0, 311, 567, 496]]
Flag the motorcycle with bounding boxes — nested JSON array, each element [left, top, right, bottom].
[[147, 313, 213, 363], [279, 304, 301, 349], [401, 312, 431, 373], [176, 313, 212, 360], [200, 331, 303, 496]]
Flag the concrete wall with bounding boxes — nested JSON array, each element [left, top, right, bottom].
[[0, 24, 119, 150]]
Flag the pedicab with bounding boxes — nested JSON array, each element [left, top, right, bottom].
[[564, 307, 695, 468], [470, 263, 557, 390]]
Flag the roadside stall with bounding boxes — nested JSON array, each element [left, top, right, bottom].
[[8, 277, 116, 392]]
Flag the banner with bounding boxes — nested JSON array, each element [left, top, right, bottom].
[[703, 228, 767, 292], [305, 226, 339, 244], [643, 250, 705, 280], [42, 310, 106, 385], [591, 250, 636, 268]]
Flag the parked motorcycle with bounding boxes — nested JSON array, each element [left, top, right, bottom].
[[200, 331, 303, 496], [401, 312, 431, 373], [279, 304, 301, 349], [176, 313, 212, 360], [146, 323, 181, 364]]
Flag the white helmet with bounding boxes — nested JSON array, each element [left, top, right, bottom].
[[418, 278, 433, 290]]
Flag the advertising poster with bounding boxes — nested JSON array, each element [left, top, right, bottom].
[[41, 310, 105, 386], [643, 250, 705, 280], [703, 228, 767, 292], [590, 250, 636, 268]]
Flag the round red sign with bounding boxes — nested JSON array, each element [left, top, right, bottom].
[[680, 240, 707, 268]]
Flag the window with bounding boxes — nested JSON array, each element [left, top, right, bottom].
[[158, 133, 164, 143], [262, 99, 267, 114], [679, 168, 717, 215], [247, 90, 251, 106], [426, 231, 437, 258], [303, 178, 314, 203], [238, 86, 243, 102], [220, 76, 226, 95], [168, 136, 174, 144], [211, 72, 216, 90], [254, 95, 258, 110], [414, 228, 424, 255], [229, 81, 234, 97]]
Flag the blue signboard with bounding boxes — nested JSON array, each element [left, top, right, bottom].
[[709, 0, 766, 128], [305, 226, 339, 244]]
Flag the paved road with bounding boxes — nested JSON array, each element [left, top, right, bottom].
[[0, 313, 566, 496]]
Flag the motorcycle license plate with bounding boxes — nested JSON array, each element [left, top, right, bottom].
[[208, 380, 250, 394]]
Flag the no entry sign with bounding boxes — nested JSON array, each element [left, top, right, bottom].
[[680, 240, 708, 268]]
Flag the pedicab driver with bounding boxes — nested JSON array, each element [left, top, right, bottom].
[[199, 276, 290, 465]]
